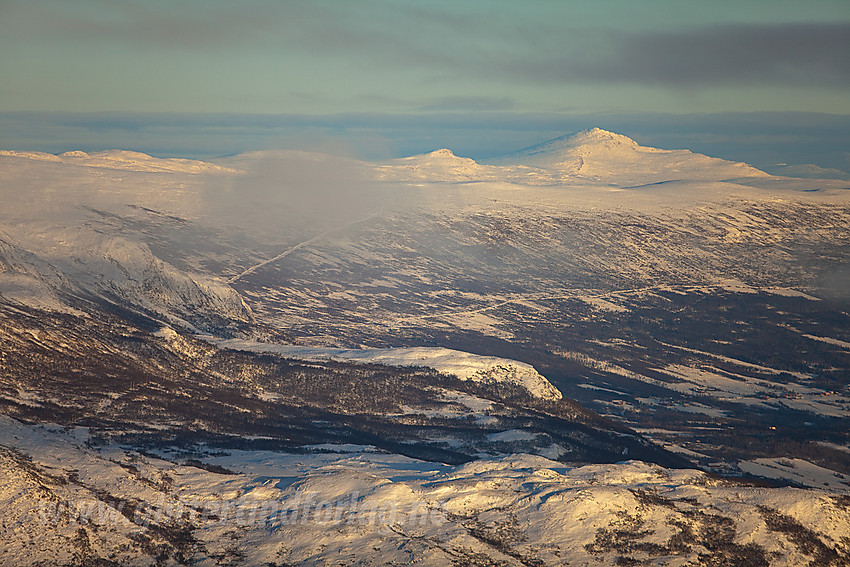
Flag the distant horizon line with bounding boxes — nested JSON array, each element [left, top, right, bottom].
[[4, 108, 849, 120], [1, 110, 848, 172]]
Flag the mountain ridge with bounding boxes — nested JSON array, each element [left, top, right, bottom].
[[375, 127, 772, 185], [484, 127, 770, 182]]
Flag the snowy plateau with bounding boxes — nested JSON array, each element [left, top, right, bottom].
[[1, 129, 849, 565]]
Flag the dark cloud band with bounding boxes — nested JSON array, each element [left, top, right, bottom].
[[560, 23, 850, 87], [17, 1, 850, 89]]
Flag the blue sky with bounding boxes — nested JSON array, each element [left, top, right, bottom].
[[1, 0, 848, 166]]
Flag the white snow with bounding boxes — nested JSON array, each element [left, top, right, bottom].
[[562, 349, 850, 418], [486, 429, 538, 442], [802, 333, 850, 350], [484, 128, 770, 185], [764, 287, 821, 301], [739, 458, 850, 493], [152, 326, 180, 340], [205, 338, 562, 401], [0, 153, 254, 327], [370, 128, 797, 189], [3, 415, 848, 566], [2, 130, 850, 565], [375, 148, 496, 183], [1, 148, 238, 174]]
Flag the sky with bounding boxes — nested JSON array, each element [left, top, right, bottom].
[[1, 0, 849, 168]]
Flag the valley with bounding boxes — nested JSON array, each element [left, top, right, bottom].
[[1, 130, 849, 565]]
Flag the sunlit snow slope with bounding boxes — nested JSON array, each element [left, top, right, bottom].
[[1, 129, 850, 566]]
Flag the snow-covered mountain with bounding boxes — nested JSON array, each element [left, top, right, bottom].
[[1, 130, 849, 565], [375, 128, 775, 186], [0, 148, 239, 174], [375, 148, 497, 183], [0, 151, 254, 333], [486, 127, 770, 184]]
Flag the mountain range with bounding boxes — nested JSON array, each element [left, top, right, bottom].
[[1, 129, 849, 565]]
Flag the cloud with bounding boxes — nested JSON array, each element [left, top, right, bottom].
[[6, 2, 848, 93], [556, 23, 850, 87], [211, 150, 390, 242], [418, 97, 516, 112], [1, 0, 284, 50], [297, 17, 850, 89]]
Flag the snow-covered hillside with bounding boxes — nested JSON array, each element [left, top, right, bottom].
[[0, 151, 253, 332], [2, 416, 848, 566], [375, 148, 498, 183], [0, 149, 238, 174], [208, 338, 562, 400], [1, 131, 849, 565]]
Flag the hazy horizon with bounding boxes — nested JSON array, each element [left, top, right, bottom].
[[2, 110, 849, 174], [3, 1, 847, 172]]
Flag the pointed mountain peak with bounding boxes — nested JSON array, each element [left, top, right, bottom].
[[398, 148, 477, 165], [427, 148, 458, 158]]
